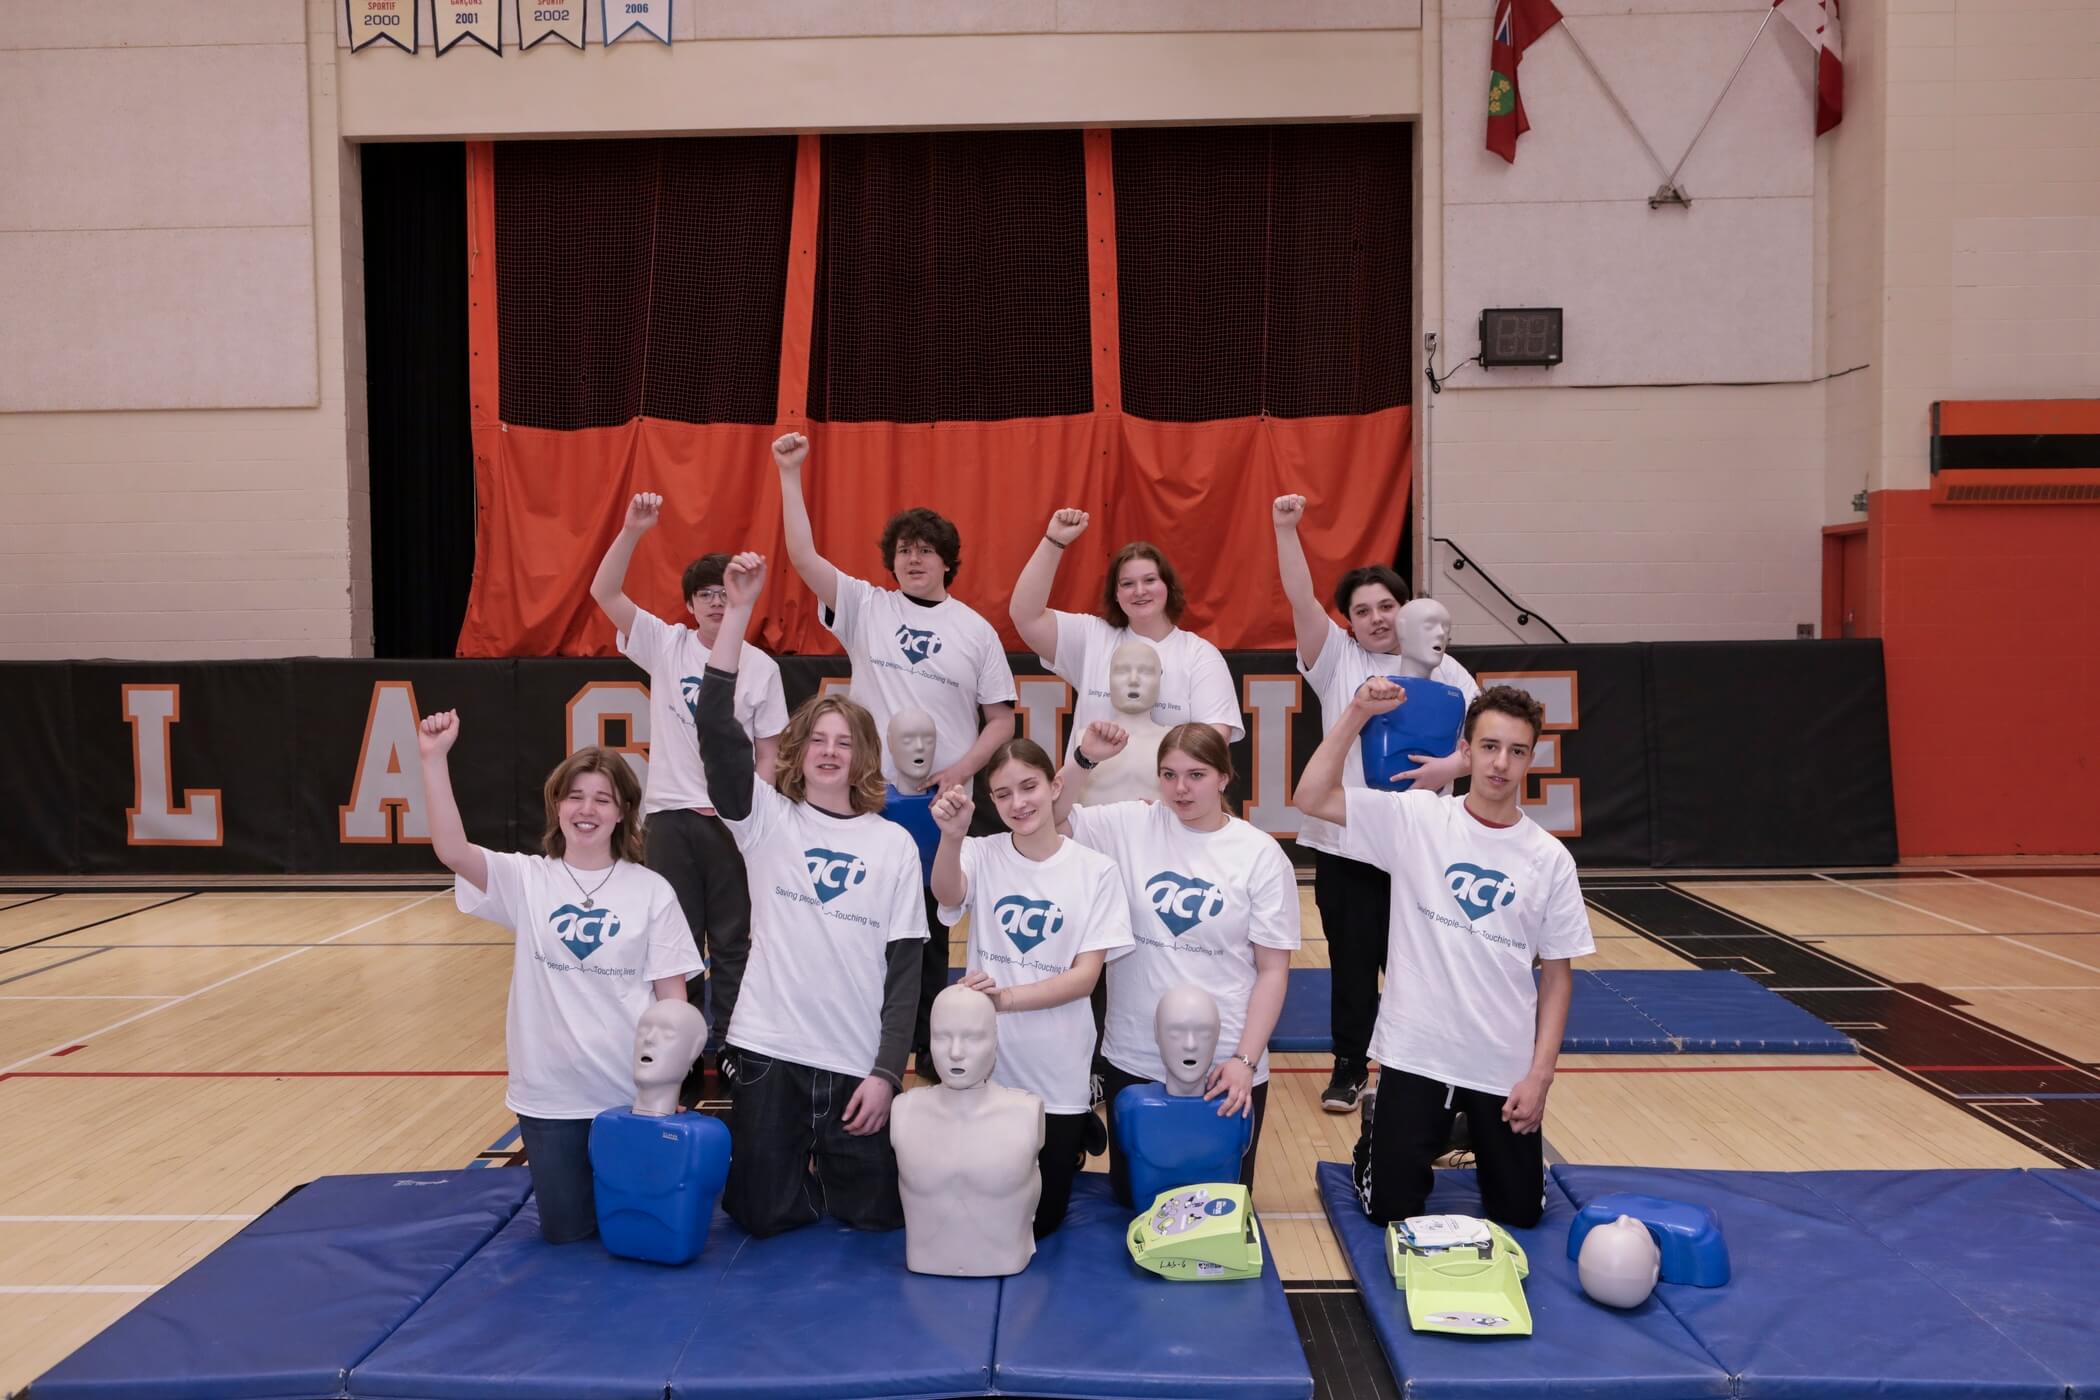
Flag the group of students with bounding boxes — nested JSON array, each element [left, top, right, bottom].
[[417, 431, 1592, 1250]]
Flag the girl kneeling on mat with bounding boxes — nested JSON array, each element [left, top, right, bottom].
[[1055, 720, 1300, 1204], [926, 738, 1133, 1237], [697, 551, 929, 1237], [417, 712, 702, 1244]]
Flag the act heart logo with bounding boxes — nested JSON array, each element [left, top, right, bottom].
[[679, 674, 703, 723], [1445, 862, 1518, 921], [1145, 871, 1226, 937], [894, 624, 944, 666], [550, 903, 622, 961], [804, 848, 869, 904], [994, 895, 1064, 953]]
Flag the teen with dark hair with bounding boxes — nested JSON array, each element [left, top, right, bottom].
[[772, 432, 1017, 1077], [1010, 510, 1242, 762], [1051, 720, 1298, 1205], [1294, 681, 1592, 1230], [417, 713, 701, 1244], [591, 491, 788, 1086], [927, 737, 1132, 1237], [697, 552, 929, 1238], [1272, 493, 1480, 1114]]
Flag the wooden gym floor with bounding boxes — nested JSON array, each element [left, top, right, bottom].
[[4, 868, 2099, 1397]]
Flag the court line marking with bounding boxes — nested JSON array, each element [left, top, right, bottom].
[[1812, 873, 1990, 932], [0, 893, 196, 955], [9, 1070, 503, 1079], [1997, 937, 2100, 977], [0, 995, 175, 1001], [0, 893, 59, 914], [1812, 874, 2100, 976], [0, 1285, 158, 1294], [0, 894, 441, 1076], [1951, 870, 2100, 923], [1943, 984, 2100, 992], [0, 1214, 254, 1223], [0, 948, 113, 989]]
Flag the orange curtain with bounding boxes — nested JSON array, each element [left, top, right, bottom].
[[457, 137, 1413, 658]]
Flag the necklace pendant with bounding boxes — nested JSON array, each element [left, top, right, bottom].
[[583, 897, 595, 910]]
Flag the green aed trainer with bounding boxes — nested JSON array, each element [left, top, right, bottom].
[[1127, 1184, 1263, 1282], [1385, 1214, 1533, 1337]]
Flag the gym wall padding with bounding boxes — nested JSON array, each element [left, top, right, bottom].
[[0, 640, 1897, 877]]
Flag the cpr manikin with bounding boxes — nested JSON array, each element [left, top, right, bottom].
[[1077, 640, 1175, 804], [890, 984, 1045, 1276], [1111, 984, 1254, 1208], [883, 707, 943, 880], [589, 999, 732, 1264], [1360, 598, 1467, 793]]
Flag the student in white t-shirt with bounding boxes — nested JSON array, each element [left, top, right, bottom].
[[1273, 493, 1480, 1117], [1050, 720, 1298, 1206], [1010, 509, 1244, 761], [696, 551, 930, 1238], [589, 491, 789, 1089], [772, 431, 1017, 1079], [416, 711, 702, 1245], [926, 737, 1133, 1237], [1295, 681, 1594, 1230]]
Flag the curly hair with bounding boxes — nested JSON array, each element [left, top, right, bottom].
[[879, 508, 962, 586], [541, 748, 646, 864], [1463, 685, 1547, 745], [775, 694, 888, 814], [1102, 541, 1188, 629]]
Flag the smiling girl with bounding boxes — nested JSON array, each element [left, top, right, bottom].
[[926, 739, 1133, 1236], [418, 713, 701, 1244]]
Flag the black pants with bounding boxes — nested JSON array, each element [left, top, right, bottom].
[[1350, 1067, 1544, 1228], [1034, 1111, 1093, 1239], [911, 885, 948, 1063], [643, 808, 751, 1062], [515, 1115, 596, 1244], [721, 1048, 904, 1237], [1314, 850, 1391, 1067], [1099, 1062, 1268, 1209]]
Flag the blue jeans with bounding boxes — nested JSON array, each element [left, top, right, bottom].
[[517, 1115, 597, 1243]]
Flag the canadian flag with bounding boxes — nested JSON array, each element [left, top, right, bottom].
[[1773, 0, 1843, 134]]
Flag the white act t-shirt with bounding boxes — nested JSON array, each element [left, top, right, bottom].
[[937, 833, 1134, 1114], [456, 850, 704, 1120], [1297, 619, 1480, 857], [618, 611, 789, 815], [1066, 801, 1300, 1086], [720, 779, 928, 1078], [1340, 788, 1594, 1096], [1049, 612, 1244, 760], [824, 573, 1017, 787]]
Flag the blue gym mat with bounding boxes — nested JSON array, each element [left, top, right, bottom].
[[1320, 1160, 2100, 1400], [30, 1169, 530, 1400], [993, 1174, 1311, 1400], [1271, 968, 1852, 1055]]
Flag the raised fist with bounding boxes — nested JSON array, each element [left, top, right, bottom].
[[1078, 721, 1129, 763], [771, 432, 810, 471], [931, 784, 975, 836], [723, 551, 767, 609], [625, 492, 663, 532], [1045, 508, 1090, 547], [417, 710, 461, 757], [1272, 494, 1306, 529]]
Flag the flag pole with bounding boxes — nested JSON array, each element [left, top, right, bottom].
[[1553, 21, 1678, 194], [1663, 4, 1782, 198]]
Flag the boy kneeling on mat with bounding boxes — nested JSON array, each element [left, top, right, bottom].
[[1294, 682, 1593, 1227]]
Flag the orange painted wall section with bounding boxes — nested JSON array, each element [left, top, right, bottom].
[[1866, 488, 2100, 856]]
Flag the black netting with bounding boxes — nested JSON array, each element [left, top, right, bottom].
[[1113, 123, 1413, 422], [808, 130, 1091, 424], [495, 136, 796, 429]]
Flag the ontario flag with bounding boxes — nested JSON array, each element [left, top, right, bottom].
[[1773, 0, 1844, 134], [1487, 0, 1566, 163]]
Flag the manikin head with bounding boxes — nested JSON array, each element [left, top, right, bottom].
[[929, 984, 999, 1090], [681, 552, 732, 644], [1334, 564, 1409, 654], [887, 708, 938, 791], [1396, 597, 1453, 676], [985, 739, 1061, 840], [631, 998, 707, 1116], [1108, 639, 1163, 717], [1459, 686, 1545, 814], [1155, 984, 1222, 1097], [1155, 724, 1235, 829]]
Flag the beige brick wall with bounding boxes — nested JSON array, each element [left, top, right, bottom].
[[0, 0, 368, 660]]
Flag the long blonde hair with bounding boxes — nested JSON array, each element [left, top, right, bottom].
[[774, 694, 887, 814]]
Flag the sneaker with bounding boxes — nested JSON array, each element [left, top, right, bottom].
[[1322, 1059, 1370, 1113]]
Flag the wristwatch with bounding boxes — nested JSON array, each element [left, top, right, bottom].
[[1073, 749, 1099, 770]]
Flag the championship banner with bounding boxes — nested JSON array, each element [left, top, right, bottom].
[[346, 0, 419, 52], [432, 0, 502, 54], [0, 643, 1898, 877], [518, 0, 586, 49], [602, 0, 671, 44]]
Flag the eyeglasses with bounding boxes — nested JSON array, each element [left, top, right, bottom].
[[694, 588, 729, 605]]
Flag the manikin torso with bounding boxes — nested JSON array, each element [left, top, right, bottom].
[[1361, 598, 1467, 791], [887, 708, 939, 796], [1081, 639, 1174, 804], [890, 985, 1045, 1276], [591, 998, 730, 1266], [1113, 984, 1252, 1208]]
